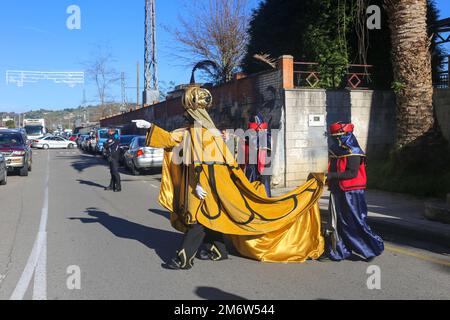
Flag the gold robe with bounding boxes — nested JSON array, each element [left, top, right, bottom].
[[146, 124, 325, 262]]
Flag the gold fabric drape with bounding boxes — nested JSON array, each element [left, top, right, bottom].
[[146, 125, 325, 262]]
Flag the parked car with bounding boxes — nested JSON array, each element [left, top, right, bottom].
[[124, 136, 163, 175], [32, 136, 77, 149], [77, 135, 89, 149], [0, 153, 7, 185], [0, 129, 32, 177], [69, 134, 79, 142], [81, 136, 92, 152], [117, 135, 139, 165]]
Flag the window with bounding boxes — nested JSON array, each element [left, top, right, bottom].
[[0, 133, 23, 146], [138, 137, 146, 147]]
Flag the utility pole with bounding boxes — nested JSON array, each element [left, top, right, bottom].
[[82, 88, 90, 124], [137, 61, 140, 110], [121, 72, 127, 112], [143, 0, 159, 106]]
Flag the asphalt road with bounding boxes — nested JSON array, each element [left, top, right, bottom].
[[0, 149, 449, 300]]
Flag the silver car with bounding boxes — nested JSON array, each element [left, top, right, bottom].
[[124, 136, 163, 175], [0, 153, 7, 185]]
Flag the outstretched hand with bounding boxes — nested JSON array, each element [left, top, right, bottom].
[[132, 120, 152, 129]]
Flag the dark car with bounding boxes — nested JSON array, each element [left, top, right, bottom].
[[0, 153, 7, 185], [118, 135, 139, 165], [0, 129, 32, 177]]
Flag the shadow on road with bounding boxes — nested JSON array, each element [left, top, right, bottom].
[[55, 153, 107, 173], [195, 287, 246, 300], [77, 179, 106, 189], [148, 208, 170, 220], [118, 166, 162, 177], [69, 208, 182, 263]]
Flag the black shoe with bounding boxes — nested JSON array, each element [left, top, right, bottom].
[[104, 186, 113, 191], [114, 187, 122, 192], [166, 257, 192, 270]]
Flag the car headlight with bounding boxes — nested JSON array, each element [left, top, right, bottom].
[[12, 151, 26, 156]]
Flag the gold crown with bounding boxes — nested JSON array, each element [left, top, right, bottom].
[[182, 85, 213, 110]]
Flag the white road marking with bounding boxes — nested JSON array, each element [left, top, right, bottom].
[[32, 236, 47, 300], [10, 151, 49, 300], [150, 184, 158, 188]]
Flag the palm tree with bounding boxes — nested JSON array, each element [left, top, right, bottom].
[[385, 0, 434, 148]]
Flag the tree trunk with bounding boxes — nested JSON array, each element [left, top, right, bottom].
[[385, 0, 434, 148]]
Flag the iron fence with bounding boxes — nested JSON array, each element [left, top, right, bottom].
[[293, 62, 373, 89]]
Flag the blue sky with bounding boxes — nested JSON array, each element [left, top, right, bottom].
[[0, 0, 449, 113]]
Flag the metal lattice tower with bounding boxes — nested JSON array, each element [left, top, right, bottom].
[[121, 72, 127, 108], [143, 0, 159, 105]]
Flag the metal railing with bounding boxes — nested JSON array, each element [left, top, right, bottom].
[[293, 62, 373, 89]]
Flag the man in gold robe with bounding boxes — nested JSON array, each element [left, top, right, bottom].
[[134, 85, 325, 270]]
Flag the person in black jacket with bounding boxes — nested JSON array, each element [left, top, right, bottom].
[[104, 129, 121, 192]]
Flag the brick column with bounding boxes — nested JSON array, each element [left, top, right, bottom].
[[278, 55, 294, 89]]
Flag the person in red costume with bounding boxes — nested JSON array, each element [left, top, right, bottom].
[[323, 122, 384, 262], [244, 113, 272, 197]]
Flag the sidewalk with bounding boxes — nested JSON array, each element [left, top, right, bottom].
[[272, 187, 450, 248]]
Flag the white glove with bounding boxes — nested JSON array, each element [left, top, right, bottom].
[[132, 120, 152, 129], [195, 184, 207, 200]]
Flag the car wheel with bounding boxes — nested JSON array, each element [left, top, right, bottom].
[[130, 162, 140, 176], [19, 163, 29, 177], [42, 144, 50, 150], [68, 143, 75, 149]]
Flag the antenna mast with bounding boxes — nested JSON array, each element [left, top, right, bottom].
[[143, 0, 159, 106]]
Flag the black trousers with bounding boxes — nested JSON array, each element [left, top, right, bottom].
[[178, 224, 228, 263], [108, 159, 121, 190]]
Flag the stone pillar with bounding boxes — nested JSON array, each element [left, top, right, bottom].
[[278, 55, 294, 90]]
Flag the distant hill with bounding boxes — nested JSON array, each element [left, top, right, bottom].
[[4, 103, 136, 130]]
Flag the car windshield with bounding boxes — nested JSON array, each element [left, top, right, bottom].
[[25, 125, 43, 136], [0, 133, 23, 146], [98, 130, 109, 139], [120, 136, 137, 145]]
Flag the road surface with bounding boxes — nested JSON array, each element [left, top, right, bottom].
[[0, 149, 449, 300]]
